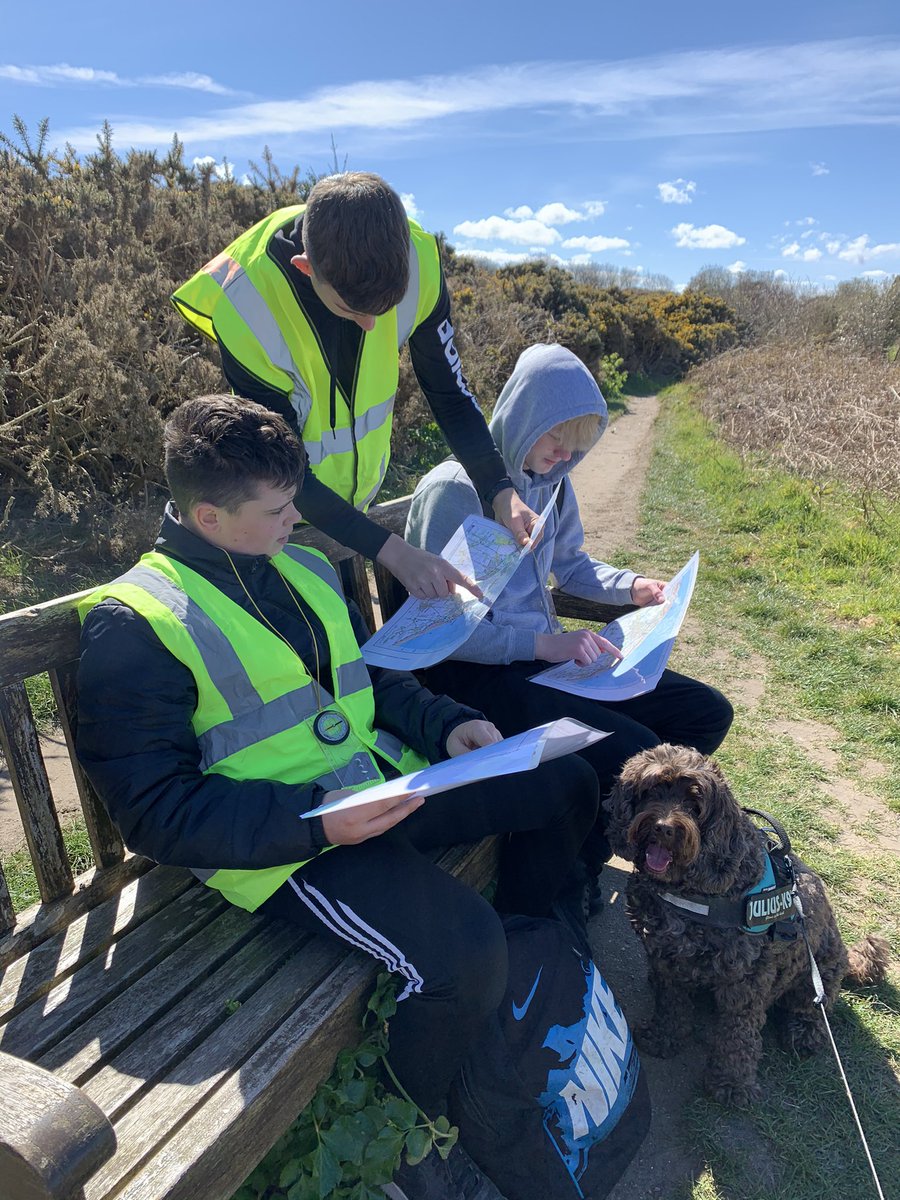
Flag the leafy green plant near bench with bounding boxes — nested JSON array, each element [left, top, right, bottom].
[[233, 974, 457, 1200]]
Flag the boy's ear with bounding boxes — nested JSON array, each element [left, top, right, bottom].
[[290, 253, 313, 277], [192, 501, 222, 536]]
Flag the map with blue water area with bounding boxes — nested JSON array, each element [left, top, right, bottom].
[[362, 485, 560, 671], [531, 552, 699, 701]]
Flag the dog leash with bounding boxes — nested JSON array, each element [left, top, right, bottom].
[[790, 875, 887, 1200]]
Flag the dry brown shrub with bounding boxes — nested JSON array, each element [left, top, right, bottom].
[[692, 342, 900, 501]]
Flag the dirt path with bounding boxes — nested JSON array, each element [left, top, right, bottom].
[[567, 395, 708, 1199]]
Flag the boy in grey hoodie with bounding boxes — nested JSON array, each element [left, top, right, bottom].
[[406, 343, 733, 874]]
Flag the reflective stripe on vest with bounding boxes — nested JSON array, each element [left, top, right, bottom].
[[78, 544, 428, 911], [171, 206, 442, 509]]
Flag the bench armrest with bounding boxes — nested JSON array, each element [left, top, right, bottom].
[[0, 1051, 116, 1200]]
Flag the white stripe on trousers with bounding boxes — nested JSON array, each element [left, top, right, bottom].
[[289, 877, 424, 1002]]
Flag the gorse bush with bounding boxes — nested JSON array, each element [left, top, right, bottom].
[[0, 117, 738, 521]]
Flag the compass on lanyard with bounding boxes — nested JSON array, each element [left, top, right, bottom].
[[313, 709, 351, 745]]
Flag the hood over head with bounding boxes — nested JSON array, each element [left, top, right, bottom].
[[488, 343, 608, 490]]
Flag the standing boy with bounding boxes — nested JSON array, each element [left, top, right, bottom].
[[173, 172, 537, 600]]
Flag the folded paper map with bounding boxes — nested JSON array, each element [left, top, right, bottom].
[[362, 484, 561, 671], [302, 717, 609, 819], [530, 552, 699, 701]]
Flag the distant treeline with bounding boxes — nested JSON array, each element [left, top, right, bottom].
[[1, 117, 896, 520]]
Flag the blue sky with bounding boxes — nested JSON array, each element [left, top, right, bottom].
[[3, 0, 899, 290]]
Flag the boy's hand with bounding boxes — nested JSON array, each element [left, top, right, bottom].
[[320, 790, 424, 845], [536, 629, 624, 666], [631, 576, 667, 606], [492, 487, 542, 549], [446, 719, 503, 757], [377, 534, 482, 601]]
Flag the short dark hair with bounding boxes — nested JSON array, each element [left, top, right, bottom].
[[303, 171, 410, 315], [164, 395, 305, 514]]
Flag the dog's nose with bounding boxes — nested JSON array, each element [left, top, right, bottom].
[[653, 821, 677, 845]]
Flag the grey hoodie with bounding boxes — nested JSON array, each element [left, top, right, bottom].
[[406, 343, 637, 664]]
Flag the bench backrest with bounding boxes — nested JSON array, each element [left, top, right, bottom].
[[0, 497, 412, 963]]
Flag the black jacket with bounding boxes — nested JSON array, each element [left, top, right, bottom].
[[218, 214, 512, 561], [76, 508, 483, 872]]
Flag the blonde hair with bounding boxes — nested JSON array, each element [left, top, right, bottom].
[[553, 413, 602, 453]]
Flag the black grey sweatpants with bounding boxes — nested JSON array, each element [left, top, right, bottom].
[[421, 663, 734, 871], [259, 752, 599, 1116]]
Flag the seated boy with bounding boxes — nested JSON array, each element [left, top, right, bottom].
[[406, 343, 733, 875], [76, 394, 599, 1200]]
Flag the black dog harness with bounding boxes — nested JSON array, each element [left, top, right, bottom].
[[659, 808, 799, 939]]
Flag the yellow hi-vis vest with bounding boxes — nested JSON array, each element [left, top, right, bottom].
[[171, 206, 443, 511], [78, 544, 428, 911]]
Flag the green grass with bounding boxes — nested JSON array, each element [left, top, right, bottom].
[[3, 819, 95, 912], [634, 384, 900, 1200]]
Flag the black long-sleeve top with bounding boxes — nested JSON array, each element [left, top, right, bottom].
[[216, 214, 512, 560], [76, 508, 483, 872]]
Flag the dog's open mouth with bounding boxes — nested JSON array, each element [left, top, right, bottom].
[[643, 841, 673, 876]]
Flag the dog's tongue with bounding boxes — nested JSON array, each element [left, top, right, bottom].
[[645, 843, 673, 874]]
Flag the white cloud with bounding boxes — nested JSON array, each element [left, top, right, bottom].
[[774, 269, 789, 279], [727, 260, 747, 274], [657, 179, 697, 204], [0, 63, 121, 85], [862, 270, 889, 279], [672, 223, 745, 249], [141, 72, 235, 95], [834, 234, 900, 262], [534, 202, 583, 225], [0, 62, 235, 94], [453, 216, 561, 246], [810, 161, 830, 175], [797, 216, 817, 226], [782, 242, 822, 262], [569, 254, 593, 265], [582, 200, 606, 217], [503, 202, 591, 224], [51, 37, 900, 151], [455, 247, 535, 266], [400, 193, 421, 219], [562, 234, 631, 252]]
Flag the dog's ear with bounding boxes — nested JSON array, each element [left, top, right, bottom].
[[684, 759, 763, 893], [603, 771, 639, 861]]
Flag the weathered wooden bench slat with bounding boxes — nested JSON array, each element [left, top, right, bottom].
[[0, 868, 13, 936], [0, 681, 75, 905], [0, 865, 194, 1020], [48, 660, 125, 869], [338, 554, 376, 631], [82, 921, 313, 1119], [85, 938, 356, 1200], [0, 592, 88, 689], [0, 884, 229, 1060], [0, 855, 155, 973], [37, 902, 263, 1077]]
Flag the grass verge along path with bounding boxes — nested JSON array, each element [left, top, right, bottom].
[[632, 384, 898, 1200]]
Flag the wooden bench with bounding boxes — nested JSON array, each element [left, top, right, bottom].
[[0, 495, 628, 1200]]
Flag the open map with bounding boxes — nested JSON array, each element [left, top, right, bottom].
[[303, 718, 611, 818], [362, 484, 560, 671], [530, 552, 699, 701]]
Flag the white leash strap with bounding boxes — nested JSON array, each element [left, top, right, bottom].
[[794, 895, 886, 1200]]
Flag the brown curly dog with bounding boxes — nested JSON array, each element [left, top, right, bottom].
[[604, 744, 890, 1107]]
